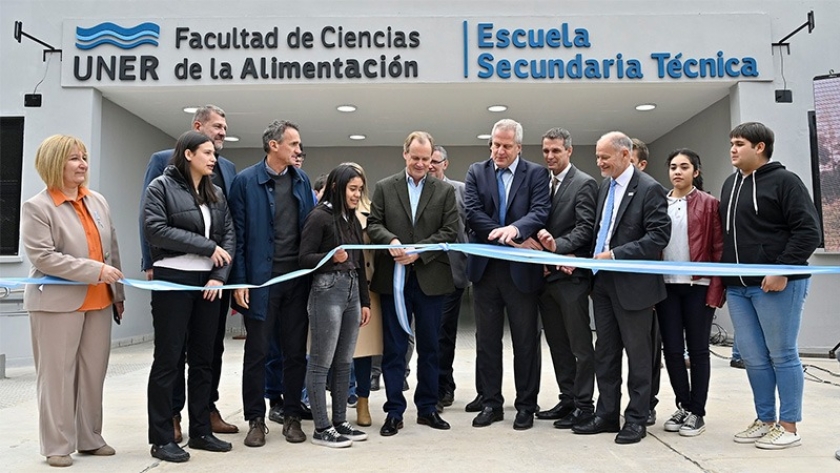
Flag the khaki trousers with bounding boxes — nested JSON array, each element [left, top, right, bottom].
[[29, 307, 111, 456]]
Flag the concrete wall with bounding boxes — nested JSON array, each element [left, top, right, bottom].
[[99, 99, 175, 345]]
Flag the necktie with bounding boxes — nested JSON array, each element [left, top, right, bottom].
[[550, 176, 558, 197], [592, 179, 617, 273], [497, 168, 508, 226]]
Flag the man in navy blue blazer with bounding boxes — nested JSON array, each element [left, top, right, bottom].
[[139, 104, 238, 438], [464, 119, 550, 431]]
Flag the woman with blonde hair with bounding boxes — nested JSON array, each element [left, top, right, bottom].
[[22, 135, 125, 467]]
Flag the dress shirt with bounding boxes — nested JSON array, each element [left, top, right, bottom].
[[494, 156, 520, 203], [406, 171, 427, 223], [602, 164, 635, 251]]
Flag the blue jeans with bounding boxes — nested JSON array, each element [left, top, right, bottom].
[[726, 278, 810, 423], [305, 271, 361, 431]]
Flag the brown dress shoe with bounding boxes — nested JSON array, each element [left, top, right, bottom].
[[210, 410, 239, 434], [173, 415, 183, 443], [282, 416, 306, 443], [356, 397, 372, 427], [244, 418, 268, 448]]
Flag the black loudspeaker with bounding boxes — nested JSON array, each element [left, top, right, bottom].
[[775, 89, 793, 103], [24, 94, 42, 107]]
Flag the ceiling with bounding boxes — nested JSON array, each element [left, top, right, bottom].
[[98, 81, 732, 148]]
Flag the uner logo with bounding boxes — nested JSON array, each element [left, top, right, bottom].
[[75, 22, 160, 50]]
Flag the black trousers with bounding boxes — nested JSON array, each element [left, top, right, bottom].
[[650, 310, 662, 411], [655, 284, 715, 416], [590, 271, 653, 425], [538, 274, 595, 411], [148, 267, 219, 444], [474, 260, 541, 413], [170, 289, 231, 416], [438, 287, 465, 396], [242, 276, 309, 420]]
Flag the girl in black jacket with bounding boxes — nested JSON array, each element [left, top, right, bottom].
[[142, 130, 235, 462], [299, 164, 371, 448]]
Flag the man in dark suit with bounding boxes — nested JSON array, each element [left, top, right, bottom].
[[367, 131, 459, 436], [464, 119, 550, 431], [139, 104, 238, 439], [428, 145, 471, 410], [532, 128, 598, 429], [571, 131, 670, 444]]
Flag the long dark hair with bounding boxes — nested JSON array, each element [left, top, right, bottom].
[[321, 164, 365, 240], [169, 130, 219, 205], [666, 148, 704, 191]]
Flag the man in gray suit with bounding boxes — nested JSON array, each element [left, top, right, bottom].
[[532, 128, 598, 429], [428, 145, 471, 410], [571, 131, 670, 444], [368, 131, 459, 436]]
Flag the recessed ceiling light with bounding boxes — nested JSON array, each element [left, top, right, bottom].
[[488, 105, 507, 113], [635, 103, 656, 111], [477, 134, 492, 140], [349, 134, 366, 140], [183, 106, 198, 114], [224, 136, 240, 142], [337, 105, 357, 113]]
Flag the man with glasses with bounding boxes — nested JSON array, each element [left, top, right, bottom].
[[428, 145, 471, 411], [464, 119, 550, 430]]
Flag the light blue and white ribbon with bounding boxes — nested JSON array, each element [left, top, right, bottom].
[[4, 243, 840, 336]]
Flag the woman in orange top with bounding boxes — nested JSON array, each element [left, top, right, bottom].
[[22, 135, 125, 468]]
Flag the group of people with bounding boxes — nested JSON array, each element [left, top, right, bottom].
[[21, 104, 822, 467]]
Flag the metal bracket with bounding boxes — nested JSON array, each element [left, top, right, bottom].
[[771, 10, 815, 54], [14, 21, 62, 61]]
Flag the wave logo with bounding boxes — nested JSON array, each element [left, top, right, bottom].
[[75, 22, 160, 50]]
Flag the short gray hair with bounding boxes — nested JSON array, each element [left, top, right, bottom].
[[192, 104, 225, 124], [433, 145, 448, 161], [600, 131, 632, 153], [262, 120, 299, 153], [491, 119, 523, 145], [542, 128, 572, 148]]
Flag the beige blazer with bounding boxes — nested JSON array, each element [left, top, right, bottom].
[[353, 204, 383, 358], [22, 188, 125, 312]]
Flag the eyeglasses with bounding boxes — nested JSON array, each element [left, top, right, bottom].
[[430, 159, 446, 165], [296, 153, 306, 161]]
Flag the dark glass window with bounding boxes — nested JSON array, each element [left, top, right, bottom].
[[0, 117, 24, 256]]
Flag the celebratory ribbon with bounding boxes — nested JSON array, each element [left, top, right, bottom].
[[4, 243, 840, 336]]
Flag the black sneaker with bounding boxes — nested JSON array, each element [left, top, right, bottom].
[[333, 421, 368, 441], [678, 413, 705, 437], [312, 427, 352, 448]]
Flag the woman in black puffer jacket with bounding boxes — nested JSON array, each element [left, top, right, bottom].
[[142, 130, 235, 462]]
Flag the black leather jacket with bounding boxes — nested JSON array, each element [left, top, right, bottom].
[[143, 166, 235, 282]]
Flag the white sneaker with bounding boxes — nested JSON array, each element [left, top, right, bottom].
[[733, 419, 772, 443], [755, 424, 801, 450], [663, 408, 689, 432]]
